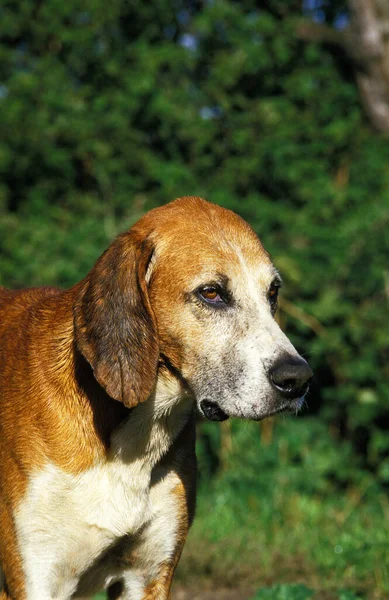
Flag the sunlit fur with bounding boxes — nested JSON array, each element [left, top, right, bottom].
[[0, 197, 307, 599], [144, 198, 304, 420]]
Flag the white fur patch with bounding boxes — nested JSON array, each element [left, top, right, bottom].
[[14, 378, 192, 600]]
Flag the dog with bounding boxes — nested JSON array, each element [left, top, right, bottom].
[[0, 197, 312, 599]]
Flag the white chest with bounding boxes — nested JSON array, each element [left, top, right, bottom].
[[14, 384, 193, 599], [15, 459, 151, 598], [15, 403, 193, 599]]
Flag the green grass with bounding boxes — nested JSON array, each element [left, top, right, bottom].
[[250, 584, 363, 599], [94, 585, 365, 600], [174, 417, 389, 600], [251, 584, 314, 599]]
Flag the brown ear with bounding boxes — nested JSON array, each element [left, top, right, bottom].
[[73, 232, 159, 408]]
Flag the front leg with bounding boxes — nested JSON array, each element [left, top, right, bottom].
[[109, 423, 197, 600], [141, 562, 175, 600], [107, 476, 194, 600], [140, 477, 192, 600]]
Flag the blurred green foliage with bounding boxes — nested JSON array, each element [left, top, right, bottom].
[[1, 0, 388, 596], [1, 0, 386, 477]]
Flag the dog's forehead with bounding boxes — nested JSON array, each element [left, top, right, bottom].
[[141, 197, 275, 286]]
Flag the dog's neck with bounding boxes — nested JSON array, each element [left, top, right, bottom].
[[110, 370, 194, 471], [72, 346, 194, 472]]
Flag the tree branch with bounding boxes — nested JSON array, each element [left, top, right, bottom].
[[279, 297, 327, 338], [297, 21, 347, 48]]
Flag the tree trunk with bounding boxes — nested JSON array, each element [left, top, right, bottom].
[[298, 0, 389, 134]]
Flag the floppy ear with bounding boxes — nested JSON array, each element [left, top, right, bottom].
[[73, 232, 159, 408]]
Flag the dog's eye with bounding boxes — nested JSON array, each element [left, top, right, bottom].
[[268, 287, 278, 300], [198, 286, 225, 305], [268, 281, 281, 312]]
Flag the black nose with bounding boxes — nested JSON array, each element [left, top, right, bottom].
[[269, 356, 313, 399]]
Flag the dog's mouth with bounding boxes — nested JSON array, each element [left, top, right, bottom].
[[200, 395, 306, 422], [200, 400, 229, 422]]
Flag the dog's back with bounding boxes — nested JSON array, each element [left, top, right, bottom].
[[0, 286, 62, 345]]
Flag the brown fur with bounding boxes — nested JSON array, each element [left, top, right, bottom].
[[0, 197, 273, 599]]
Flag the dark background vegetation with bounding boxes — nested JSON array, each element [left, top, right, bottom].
[[0, 1, 388, 598]]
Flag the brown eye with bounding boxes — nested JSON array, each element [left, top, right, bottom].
[[202, 289, 218, 300], [268, 288, 278, 298], [197, 285, 225, 306]]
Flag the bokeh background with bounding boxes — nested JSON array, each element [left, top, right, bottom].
[[1, 1, 388, 599]]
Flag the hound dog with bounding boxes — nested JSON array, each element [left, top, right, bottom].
[[0, 197, 312, 599]]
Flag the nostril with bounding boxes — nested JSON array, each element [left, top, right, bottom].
[[270, 373, 299, 393], [269, 356, 313, 399], [279, 378, 298, 391]]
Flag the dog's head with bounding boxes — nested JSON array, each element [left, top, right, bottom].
[[74, 197, 312, 420]]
